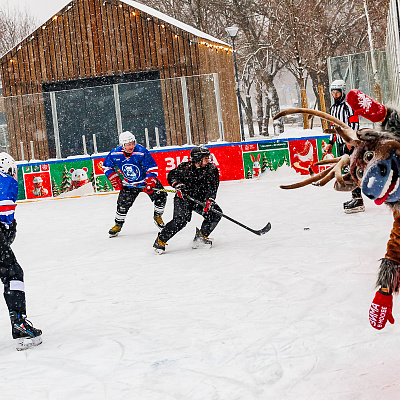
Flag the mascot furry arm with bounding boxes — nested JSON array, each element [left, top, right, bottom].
[[274, 91, 400, 330]]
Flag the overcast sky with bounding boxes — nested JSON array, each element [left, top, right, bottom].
[[0, 0, 69, 25]]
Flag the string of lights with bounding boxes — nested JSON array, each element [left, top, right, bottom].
[[3, 0, 233, 65]]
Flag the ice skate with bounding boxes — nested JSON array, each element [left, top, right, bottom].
[[153, 214, 165, 230], [192, 227, 212, 249], [343, 198, 352, 208], [153, 236, 167, 254], [10, 312, 42, 351], [109, 223, 122, 238], [344, 198, 365, 214]]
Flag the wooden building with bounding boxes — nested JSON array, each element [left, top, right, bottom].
[[0, 0, 240, 161]]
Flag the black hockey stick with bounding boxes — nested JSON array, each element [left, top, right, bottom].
[[185, 195, 271, 236], [139, 186, 271, 236]]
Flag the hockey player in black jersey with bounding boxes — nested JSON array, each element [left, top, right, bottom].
[[0, 153, 42, 350], [325, 79, 365, 213], [153, 145, 222, 254]]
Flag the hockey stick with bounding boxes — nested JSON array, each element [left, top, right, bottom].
[[139, 186, 271, 236], [185, 195, 271, 236]]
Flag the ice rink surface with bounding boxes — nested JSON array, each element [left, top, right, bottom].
[[1, 166, 399, 399]]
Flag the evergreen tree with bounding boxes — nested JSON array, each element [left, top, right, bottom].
[[60, 165, 71, 193], [246, 166, 252, 179], [283, 154, 290, 166], [261, 153, 268, 173], [95, 177, 103, 192], [89, 170, 96, 189], [103, 179, 112, 192], [51, 178, 60, 197]]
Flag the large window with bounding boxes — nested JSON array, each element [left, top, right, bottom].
[[54, 86, 117, 157], [43, 71, 164, 158], [118, 80, 166, 148]]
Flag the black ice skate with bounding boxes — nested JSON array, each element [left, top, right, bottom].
[[153, 213, 165, 230], [343, 198, 365, 214], [10, 312, 42, 351], [192, 227, 212, 249], [109, 223, 122, 238], [343, 198, 352, 208], [153, 235, 167, 254]]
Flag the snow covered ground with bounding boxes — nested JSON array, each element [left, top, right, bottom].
[[1, 166, 399, 399]]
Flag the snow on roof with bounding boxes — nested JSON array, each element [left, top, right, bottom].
[[0, 0, 230, 58], [122, 0, 229, 46], [0, 0, 230, 61]]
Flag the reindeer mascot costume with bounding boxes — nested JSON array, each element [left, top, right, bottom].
[[274, 89, 400, 331]]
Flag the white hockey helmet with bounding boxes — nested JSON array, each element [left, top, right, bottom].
[[119, 131, 136, 146], [0, 152, 16, 176], [330, 79, 346, 94]]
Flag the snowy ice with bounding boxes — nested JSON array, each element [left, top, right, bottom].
[[1, 160, 399, 399]]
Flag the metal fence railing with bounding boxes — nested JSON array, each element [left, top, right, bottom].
[[0, 73, 224, 161], [327, 51, 390, 104], [386, 0, 400, 109]]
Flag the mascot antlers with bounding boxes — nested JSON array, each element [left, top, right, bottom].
[[274, 91, 400, 330]]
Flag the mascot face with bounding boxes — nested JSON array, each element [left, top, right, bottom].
[[350, 137, 400, 205]]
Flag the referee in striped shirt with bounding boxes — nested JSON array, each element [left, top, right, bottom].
[[325, 79, 365, 214]]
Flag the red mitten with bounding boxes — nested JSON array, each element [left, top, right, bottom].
[[108, 172, 122, 190], [143, 176, 157, 194], [347, 89, 387, 123], [369, 290, 395, 330]]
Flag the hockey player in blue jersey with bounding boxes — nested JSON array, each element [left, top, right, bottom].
[[103, 131, 167, 237], [0, 152, 42, 350]]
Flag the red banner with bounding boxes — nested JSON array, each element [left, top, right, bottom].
[[152, 145, 244, 185], [288, 139, 319, 175], [93, 158, 106, 175], [242, 143, 258, 152], [24, 172, 52, 199]]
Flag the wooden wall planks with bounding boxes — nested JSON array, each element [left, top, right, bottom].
[[0, 0, 240, 160]]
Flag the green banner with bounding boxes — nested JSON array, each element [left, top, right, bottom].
[[16, 167, 26, 200], [316, 138, 338, 159], [243, 149, 290, 179], [49, 159, 95, 197]]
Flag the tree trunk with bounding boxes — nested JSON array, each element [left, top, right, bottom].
[[244, 96, 255, 137], [263, 95, 271, 136], [309, 71, 321, 109], [318, 85, 328, 131], [256, 85, 265, 136], [298, 77, 310, 129], [269, 84, 283, 135]]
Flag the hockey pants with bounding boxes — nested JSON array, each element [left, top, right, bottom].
[[0, 221, 26, 314], [337, 144, 363, 200], [115, 180, 167, 225], [159, 196, 222, 243]]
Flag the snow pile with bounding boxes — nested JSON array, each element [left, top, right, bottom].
[[244, 125, 326, 142], [277, 126, 325, 139]]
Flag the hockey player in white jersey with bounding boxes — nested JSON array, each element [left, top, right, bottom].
[[326, 80, 364, 213]]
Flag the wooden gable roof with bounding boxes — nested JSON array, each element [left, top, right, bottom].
[[0, 0, 234, 97]]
